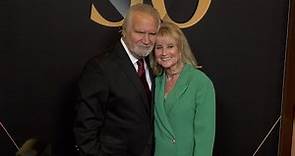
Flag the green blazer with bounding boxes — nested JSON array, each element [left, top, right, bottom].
[[154, 64, 215, 156]]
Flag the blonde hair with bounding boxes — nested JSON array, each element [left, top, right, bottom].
[[122, 4, 161, 36], [150, 21, 200, 75]]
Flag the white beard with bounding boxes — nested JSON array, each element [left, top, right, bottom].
[[132, 45, 153, 58]]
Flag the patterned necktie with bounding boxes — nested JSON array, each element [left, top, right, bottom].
[[137, 59, 151, 103]]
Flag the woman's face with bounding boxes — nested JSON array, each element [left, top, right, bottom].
[[154, 35, 181, 70]]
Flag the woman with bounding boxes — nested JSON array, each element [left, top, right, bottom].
[[150, 22, 215, 156]]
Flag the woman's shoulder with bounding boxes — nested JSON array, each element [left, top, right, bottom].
[[185, 64, 213, 85]]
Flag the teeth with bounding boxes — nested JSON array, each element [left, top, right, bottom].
[[161, 57, 172, 61]]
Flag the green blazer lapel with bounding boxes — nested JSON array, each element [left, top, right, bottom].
[[155, 74, 175, 137], [166, 64, 190, 113], [175, 64, 191, 96]]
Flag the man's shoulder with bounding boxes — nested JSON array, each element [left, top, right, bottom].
[[88, 44, 119, 66], [91, 52, 111, 64]]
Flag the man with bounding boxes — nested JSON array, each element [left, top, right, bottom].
[[73, 4, 161, 156]]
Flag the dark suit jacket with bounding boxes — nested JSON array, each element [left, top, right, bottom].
[[74, 42, 154, 156]]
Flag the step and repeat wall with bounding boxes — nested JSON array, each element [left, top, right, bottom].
[[1, 0, 289, 155]]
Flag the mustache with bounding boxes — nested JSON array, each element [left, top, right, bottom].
[[139, 45, 153, 49]]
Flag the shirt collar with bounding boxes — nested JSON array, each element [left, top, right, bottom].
[[120, 38, 138, 66]]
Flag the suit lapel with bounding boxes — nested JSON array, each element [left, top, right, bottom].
[[146, 57, 155, 122], [113, 43, 151, 114]]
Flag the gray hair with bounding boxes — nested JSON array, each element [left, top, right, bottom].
[[122, 4, 161, 36]]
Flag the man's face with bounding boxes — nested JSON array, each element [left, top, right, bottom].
[[124, 12, 158, 58]]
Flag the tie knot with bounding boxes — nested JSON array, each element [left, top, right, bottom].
[[137, 59, 145, 76], [137, 59, 144, 67]]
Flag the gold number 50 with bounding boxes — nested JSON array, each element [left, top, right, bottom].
[[90, 0, 211, 28]]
